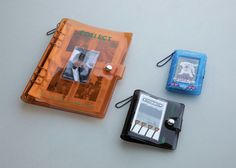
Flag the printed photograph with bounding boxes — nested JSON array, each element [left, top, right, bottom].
[[174, 57, 199, 84], [62, 47, 100, 83]]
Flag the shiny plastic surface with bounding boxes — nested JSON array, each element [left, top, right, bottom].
[[166, 50, 207, 95], [21, 18, 132, 118], [120, 90, 185, 150]]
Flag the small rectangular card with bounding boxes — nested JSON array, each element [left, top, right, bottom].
[[62, 47, 100, 83], [120, 90, 185, 150], [166, 50, 207, 95], [130, 93, 167, 141]]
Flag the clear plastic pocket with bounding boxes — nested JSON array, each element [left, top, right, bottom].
[[62, 47, 100, 83]]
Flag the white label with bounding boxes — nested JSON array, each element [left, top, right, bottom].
[[130, 93, 167, 142]]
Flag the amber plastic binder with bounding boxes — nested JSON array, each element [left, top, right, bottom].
[[21, 18, 132, 118]]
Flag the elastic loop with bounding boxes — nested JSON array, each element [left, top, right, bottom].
[[156, 52, 175, 67], [46, 23, 60, 36], [46, 28, 56, 36], [115, 96, 133, 108]]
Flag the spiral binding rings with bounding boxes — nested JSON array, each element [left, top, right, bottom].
[[30, 66, 48, 85]]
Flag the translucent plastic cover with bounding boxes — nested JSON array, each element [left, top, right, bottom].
[[21, 18, 132, 118], [166, 50, 207, 95], [120, 90, 185, 150]]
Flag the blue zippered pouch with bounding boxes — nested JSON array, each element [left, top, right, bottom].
[[157, 50, 207, 95]]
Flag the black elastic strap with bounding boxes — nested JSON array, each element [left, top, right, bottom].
[[46, 28, 57, 36], [115, 96, 133, 108], [46, 23, 60, 36], [156, 52, 175, 67]]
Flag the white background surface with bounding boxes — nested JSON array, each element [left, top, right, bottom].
[[0, 0, 236, 168]]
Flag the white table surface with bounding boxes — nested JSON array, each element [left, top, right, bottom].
[[0, 0, 236, 168]]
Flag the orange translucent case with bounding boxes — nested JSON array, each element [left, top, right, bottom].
[[21, 18, 132, 118]]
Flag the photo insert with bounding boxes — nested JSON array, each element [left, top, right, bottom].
[[62, 47, 100, 83], [130, 94, 167, 141], [174, 57, 199, 84]]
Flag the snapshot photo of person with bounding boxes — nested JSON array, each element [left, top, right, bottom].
[[62, 47, 100, 83]]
